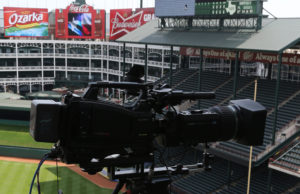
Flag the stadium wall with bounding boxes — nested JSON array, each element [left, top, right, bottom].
[[0, 145, 48, 159], [0, 108, 29, 122]]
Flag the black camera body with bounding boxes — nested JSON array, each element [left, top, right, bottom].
[[30, 81, 267, 172]]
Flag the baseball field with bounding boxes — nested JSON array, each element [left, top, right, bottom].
[[0, 124, 116, 194], [0, 124, 52, 149], [0, 160, 113, 194]]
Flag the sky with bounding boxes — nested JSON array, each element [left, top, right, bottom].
[[0, 0, 300, 18]]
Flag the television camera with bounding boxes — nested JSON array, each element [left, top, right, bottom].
[[30, 80, 267, 194]]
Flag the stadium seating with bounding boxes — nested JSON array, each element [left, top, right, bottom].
[[159, 70, 300, 163], [215, 168, 300, 194], [191, 75, 254, 109], [154, 146, 203, 167], [175, 70, 232, 92], [155, 69, 300, 194], [215, 90, 300, 161], [156, 68, 197, 87], [171, 157, 300, 194], [172, 158, 248, 194]]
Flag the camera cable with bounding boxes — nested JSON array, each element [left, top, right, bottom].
[[29, 153, 50, 194], [156, 147, 173, 194], [56, 158, 61, 194]]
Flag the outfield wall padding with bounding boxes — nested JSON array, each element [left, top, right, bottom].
[[0, 119, 29, 126], [0, 109, 30, 121], [0, 145, 49, 159]]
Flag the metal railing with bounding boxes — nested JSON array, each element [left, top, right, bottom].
[[43, 53, 54, 57], [0, 53, 16, 57], [255, 116, 300, 161], [67, 67, 89, 71], [0, 77, 55, 82], [67, 54, 90, 58], [0, 66, 16, 71], [18, 53, 42, 57]]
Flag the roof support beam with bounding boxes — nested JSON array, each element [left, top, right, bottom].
[[144, 44, 148, 83], [266, 168, 273, 194], [233, 51, 239, 99], [272, 52, 283, 145], [169, 45, 173, 87], [227, 161, 232, 187], [198, 48, 203, 109], [122, 42, 126, 81]]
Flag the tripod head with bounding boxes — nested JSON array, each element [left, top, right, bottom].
[[108, 143, 213, 194]]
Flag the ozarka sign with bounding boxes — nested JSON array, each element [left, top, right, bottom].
[[4, 7, 49, 37]]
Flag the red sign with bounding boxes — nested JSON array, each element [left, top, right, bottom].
[[109, 8, 155, 40], [55, 9, 65, 38], [180, 47, 300, 66], [4, 7, 48, 37], [135, 8, 155, 26], [69, 4, 91, 12], [240, 52, 300, 66], [55, 4, 105, 39], [94, 10, 106, 39]]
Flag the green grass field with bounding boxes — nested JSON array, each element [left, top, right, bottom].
[[0, 160, 113, 194], [0, 124, 52, 149]]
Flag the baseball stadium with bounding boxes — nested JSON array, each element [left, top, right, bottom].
[[0, 0, 299, 193]]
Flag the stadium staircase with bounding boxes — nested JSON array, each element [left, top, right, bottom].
[[269, 137, 300, 178]]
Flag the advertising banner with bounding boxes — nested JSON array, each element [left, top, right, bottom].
[[94, 10, 106, 39], [55, 4, 105, 39], [180, 47, 300, 66], [135, 8, 155, 26], [240, 52, 300, 66], [110, 8, 155, 40], [55, 9, 66, 38], [4, 7, 48, 37]]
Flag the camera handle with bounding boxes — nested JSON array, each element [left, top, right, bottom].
[[202, 142, 214, 171]]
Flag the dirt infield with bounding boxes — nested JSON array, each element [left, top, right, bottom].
[[0, 156, 124, 191], [67, 165, 121, 190]]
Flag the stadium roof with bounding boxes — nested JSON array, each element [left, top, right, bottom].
[[26, 91, 61, 99], [0, 92, 24, 100], [117, 18, 300, 53]]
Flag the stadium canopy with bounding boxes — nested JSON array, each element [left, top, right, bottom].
[[117, 18, 300, 53], [116, 17, 300, 166]]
